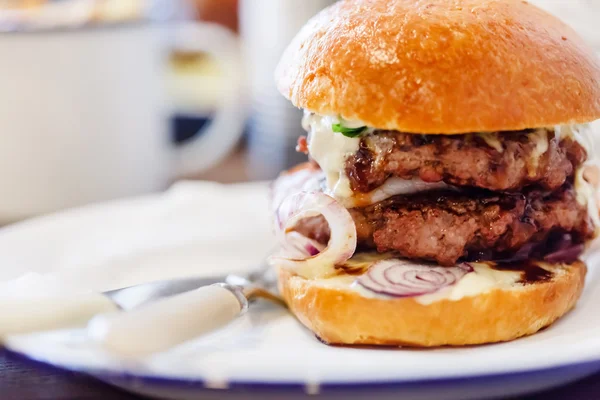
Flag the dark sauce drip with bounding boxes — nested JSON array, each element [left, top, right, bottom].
[[334, 265, 367, 276], [490, 260, 554, 284], [466, 231, 585, 266]]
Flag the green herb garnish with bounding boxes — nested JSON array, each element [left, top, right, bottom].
[[332, 123, 368, 138]]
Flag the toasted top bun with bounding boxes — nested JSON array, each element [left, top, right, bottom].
[[276, 260, 586, 346], [276, 0, 600, 134]]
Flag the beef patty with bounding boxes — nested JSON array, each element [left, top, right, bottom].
[[294, 185, 594, 266], [345, 129, 586, 193]]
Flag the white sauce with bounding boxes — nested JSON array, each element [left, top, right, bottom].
[[558, 123, 600, 231], [556, 123, 596, 153], [302, 112, 449, 207], [302, 113, 361, 199]]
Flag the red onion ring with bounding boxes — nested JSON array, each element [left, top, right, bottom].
[[357, 259, 473, 297], [269, 191, 357, 279], [269, 167, 323, 217], [544, 244, 585, 263], [280, 231, 326, 258]]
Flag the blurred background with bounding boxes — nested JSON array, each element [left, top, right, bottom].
[[0, 0, 598, 223]]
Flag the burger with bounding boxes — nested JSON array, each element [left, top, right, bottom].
[[269, 0, 600, 346]]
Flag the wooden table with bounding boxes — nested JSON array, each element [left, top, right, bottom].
[[2, 149, 600, 399]]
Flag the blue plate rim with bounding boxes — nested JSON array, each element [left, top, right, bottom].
[[4, 346, 600, 394]]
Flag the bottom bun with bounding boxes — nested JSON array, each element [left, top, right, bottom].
[[276, 261, 586, 347]]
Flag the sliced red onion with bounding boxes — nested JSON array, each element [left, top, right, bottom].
[[269, 167, 323, 217], [280, 231, 326, 258], [357, 259, 473, 297], [544, 244, 584, 263], [489, 243, 536, 263], [269, 192, 357, 279]]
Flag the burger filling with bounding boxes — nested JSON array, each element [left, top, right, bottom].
[[293, 183, 594, 266], [345, 128, 585, 194], [300, 112, 592, 205], [272, 112, 599, 278]]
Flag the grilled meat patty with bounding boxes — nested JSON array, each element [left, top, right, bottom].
[[294, 184, 594, 266], [344, 129, 586, 193]]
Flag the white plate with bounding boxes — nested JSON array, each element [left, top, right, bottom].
[[2, 181, 600, 400]]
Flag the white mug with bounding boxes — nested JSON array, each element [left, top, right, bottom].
[[240, 0, 337, 180], [0, 20, 246, 222]]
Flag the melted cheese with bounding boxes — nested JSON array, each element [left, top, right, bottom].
[[527, 128, 550, 177], [476, 132, 504, 153], [414, 263, 522, 305]]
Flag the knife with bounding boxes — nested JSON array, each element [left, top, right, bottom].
[[0, 265, 283, 356], [88, 265, 283, 357]]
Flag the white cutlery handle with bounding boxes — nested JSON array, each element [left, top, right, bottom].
[[0, 294, 118, 337], [88, 284, 247, 357]]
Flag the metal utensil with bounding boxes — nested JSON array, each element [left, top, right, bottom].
[[0, 264, 283, 356], [87, 264, 283, 357]]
